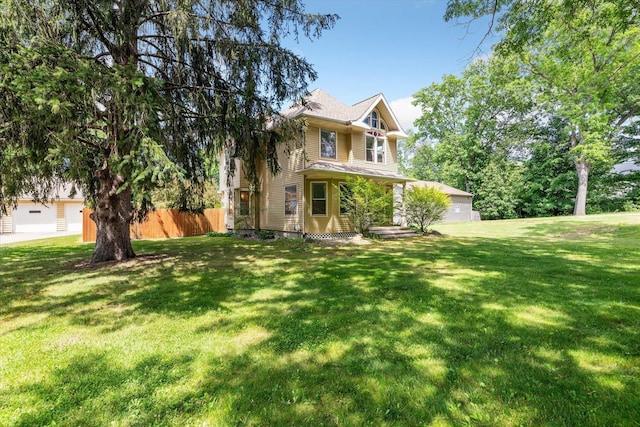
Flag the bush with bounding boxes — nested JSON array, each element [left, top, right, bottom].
[[339, 177, 393, 236], [257, 230, 276, 240], [623, 201, 640, 212], [404, 185, 451, 233], [206, 231, 234, 237]]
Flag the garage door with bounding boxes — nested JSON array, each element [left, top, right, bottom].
[[13, 203, 57, 233], [65, 203, 84, 232]]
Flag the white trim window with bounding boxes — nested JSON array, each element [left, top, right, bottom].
[[320, 129, 337, 159], [311, 182, 328, 216], [285, 184, 297, 216], [366, 131, 386, 164]]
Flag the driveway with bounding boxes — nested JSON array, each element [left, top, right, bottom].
[[0, 231, 82, 245]]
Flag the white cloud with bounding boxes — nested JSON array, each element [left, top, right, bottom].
[[390, 97, 422, 132]]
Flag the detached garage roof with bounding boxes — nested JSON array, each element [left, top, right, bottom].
[[407, 180, 473, 197], [18, 183, 84, 202]]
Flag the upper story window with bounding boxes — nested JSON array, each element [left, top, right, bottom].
[[366, 131, 385, 164], [320, 129, 337, 159], [364, 110, 387, 163], [363, 109, 387, 131]]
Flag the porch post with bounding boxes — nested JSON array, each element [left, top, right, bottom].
[[401, 182, 407, 227]]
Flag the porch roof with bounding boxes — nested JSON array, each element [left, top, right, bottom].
[[296, 161, 415, 183]]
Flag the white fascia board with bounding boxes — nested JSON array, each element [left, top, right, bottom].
[[349, 120, 371, 131], [355, 94, 384, 123], [376, 95, 407, 135], [387, 130, 409, 139], [356, 94, 408, 136]]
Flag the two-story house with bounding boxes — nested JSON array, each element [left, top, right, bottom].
[[220, 89, 412, 238]]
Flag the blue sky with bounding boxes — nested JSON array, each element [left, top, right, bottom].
[[286, 0, 499, 130]]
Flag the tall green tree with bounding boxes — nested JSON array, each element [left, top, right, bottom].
[[518, 117, 578, 217], [518, 3, 640, 215], [446, 0, 640, 215], [412, 57, 533, 218], [399, 139, 444, 183], [0, 0, 337, 262], [473, 159, 522, 219]]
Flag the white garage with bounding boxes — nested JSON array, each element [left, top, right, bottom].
[[12, 203, 58, 233], [0, 185, 86, 235], [64, 203, 84, 232]]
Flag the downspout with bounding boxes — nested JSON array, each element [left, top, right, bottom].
[[301, 149, 307, 237]]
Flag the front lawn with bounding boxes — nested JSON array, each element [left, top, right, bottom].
[[1, 214, 639, 426]]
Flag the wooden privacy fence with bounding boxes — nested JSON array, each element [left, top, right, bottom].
[[83, 208, 225, 242]]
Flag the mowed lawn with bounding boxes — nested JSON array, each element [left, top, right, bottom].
[[1, 215, 639, 426]]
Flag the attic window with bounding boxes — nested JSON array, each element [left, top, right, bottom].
[[364, 109, 387, 131]]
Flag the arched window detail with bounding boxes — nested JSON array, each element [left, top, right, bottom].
[[365, 109, 386, 131], [364, 109, 386, 163]]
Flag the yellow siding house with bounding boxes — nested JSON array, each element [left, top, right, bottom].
[[220, 89, 412, 238]]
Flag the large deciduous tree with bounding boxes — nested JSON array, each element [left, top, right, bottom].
[[411, 57, 532, 218], [0, 0, 336, 262], [445, 0, 640, 215]]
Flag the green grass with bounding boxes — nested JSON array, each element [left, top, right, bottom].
[[1, 214, 639, 426]]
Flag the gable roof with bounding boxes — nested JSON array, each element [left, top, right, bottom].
[[283, 89, 408, 138], [407, 180, 473, 197]]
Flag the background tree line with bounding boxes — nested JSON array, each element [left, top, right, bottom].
[[405, 0, 640, 220]]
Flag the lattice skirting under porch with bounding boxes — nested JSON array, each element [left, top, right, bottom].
[[304, 232, 358, 240]]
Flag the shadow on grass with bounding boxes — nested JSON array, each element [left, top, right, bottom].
[[13, 351, 195, 426], [2, 230, 639, 425]]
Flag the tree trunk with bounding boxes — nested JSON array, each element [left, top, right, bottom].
[[573, 158, 590, 216], [90, 168, 136, 263]]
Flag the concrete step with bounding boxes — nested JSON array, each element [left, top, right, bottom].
[[369, 226, 421, 239]]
